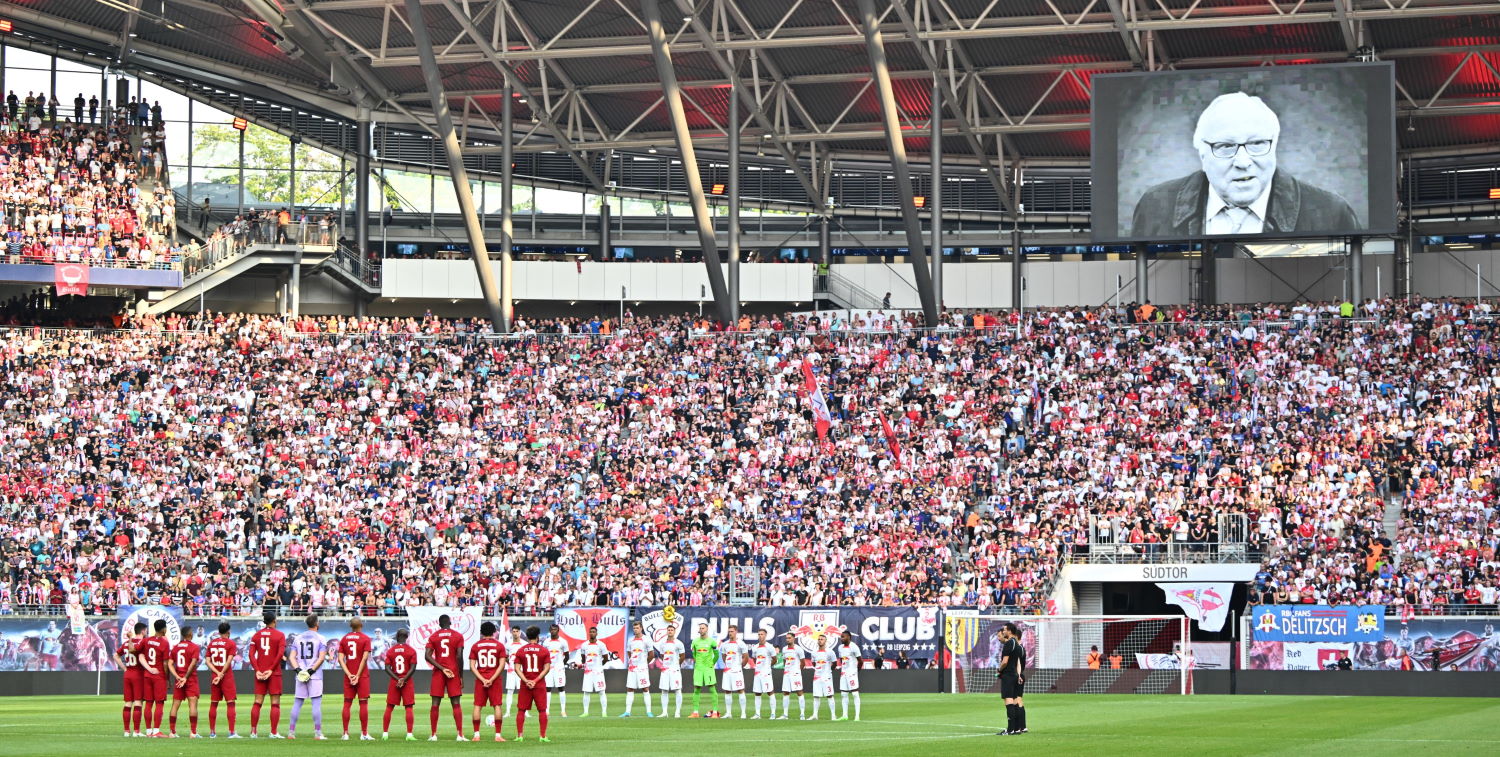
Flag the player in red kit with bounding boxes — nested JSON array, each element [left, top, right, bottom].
[[139, 619, 173, 737], [424, 613, 466, 741], [248, 611, 287, 738], [205, 622, 240, 738], [468, 621, 507, 742], [337, 617, 374, 740], [114, 623, 146, 737], [512, 625, 553, 743], [167, 627, 202, 737], [381, 629, 419, 741]]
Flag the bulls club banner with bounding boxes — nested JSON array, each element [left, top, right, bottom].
[[634, 607, 942, 662], [55, 263, 90, 296]]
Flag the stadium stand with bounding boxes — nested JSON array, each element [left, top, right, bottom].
[[0, 107, 182, 270], [1, 299, 1495, 618]]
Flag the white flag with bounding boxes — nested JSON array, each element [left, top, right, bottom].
[[1157, 582, 1233, 632]]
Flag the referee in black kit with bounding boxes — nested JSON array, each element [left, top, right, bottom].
[[997, 623, 1027, 735]]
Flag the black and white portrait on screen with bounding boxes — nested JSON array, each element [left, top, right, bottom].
[[1090, 62, 1396, 243]]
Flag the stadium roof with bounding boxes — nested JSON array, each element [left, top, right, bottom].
[[8, 0, 1500, 203]]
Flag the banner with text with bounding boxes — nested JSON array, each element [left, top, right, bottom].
[[1250, 605, 1385, 643], [636, 606, 942, 663]]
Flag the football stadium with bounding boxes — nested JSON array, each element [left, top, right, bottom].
[[0, 1, 1499, 755]]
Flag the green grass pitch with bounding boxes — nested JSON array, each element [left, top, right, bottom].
[[1, 694, 1496, 756]]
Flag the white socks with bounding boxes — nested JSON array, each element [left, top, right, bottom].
[[657, 690, 681, 717], [625, 691, 633, 715], [738, 693, 747, 718], [597, 692, 607, 717], [841, 691, 849, 717], [852, 691, 860, 719]]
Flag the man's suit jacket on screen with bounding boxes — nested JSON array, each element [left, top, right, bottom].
[[1129, 169, 1358, 238]]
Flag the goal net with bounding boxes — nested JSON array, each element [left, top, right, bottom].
[[944, 614, 1192, 695]]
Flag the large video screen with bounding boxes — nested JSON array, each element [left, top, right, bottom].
[[1091, 62, 1396, 243]]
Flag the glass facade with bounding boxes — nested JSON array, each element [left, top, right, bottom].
[[0, 41, 814, 234]]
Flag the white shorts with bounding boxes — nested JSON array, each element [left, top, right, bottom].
[[839, 670, 859, 691], [545, 668, 566, 689], [721, 669, 745, 692], [752, 671, 774, 694], [658, 669, 682, 691], [582, 671, 606, 693], [626, 667, 649, 690], [780, 670, 802, 693], [505, 673, 521, 691], [811, 676, 834, 698]]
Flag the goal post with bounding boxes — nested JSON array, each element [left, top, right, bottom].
[[943, 614, 1193, 695]]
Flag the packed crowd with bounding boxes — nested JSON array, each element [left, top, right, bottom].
[[0, 299, 1496, 619], [0, 92, 183, 269]]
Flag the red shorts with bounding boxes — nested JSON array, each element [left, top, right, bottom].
[[173, 675, 201, 701], [123, 671, 143, 701], [253, 672, 284, 696], [386, 678, 415, 707], [429, 671, 462, 698], [210, 673, 237, 702], [144, 676, 168, 702], [515, 685, 547, 713], [473, 681, 504, 708], [343, 675, 371, 699]]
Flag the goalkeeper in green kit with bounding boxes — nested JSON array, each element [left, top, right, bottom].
[[689, 623, 720, 718]]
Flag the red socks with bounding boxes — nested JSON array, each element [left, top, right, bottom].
[[516, 711, 525, 738], [383, 705, 394, 732], [122, 707, 131, 731], [342, 700, 353, 733], [153, 701, 165, 729], [404, 706, 414, 733], [429, 705, 439, 736], [538, 712, 548, 738], [250, 702, 261, 732], [170, 712, 177, 734], [132, 704, 143, 731], [226, 703, 236, 733], [452, 705, 464, 737], [189, 714, 198, 736], [359, 700, 369, 735], [269, 703, 281, 734], [209, 703, 218, 733]]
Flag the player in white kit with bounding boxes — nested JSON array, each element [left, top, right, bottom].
[[807, 634, 838, 720], [655, 624, 685, 718], [749, 630, 778, 719], [502, 627, 525, 718], [778, 631, 806, 720], [543, 625, 570, 717], [835, 630, 862, 721], [577, 626, 609, 717], [621, 621, 655, 718], [717, 626, 749, 718]]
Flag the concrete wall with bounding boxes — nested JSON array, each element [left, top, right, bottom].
[[381, 261, 814, 304]]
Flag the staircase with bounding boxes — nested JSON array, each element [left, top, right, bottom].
[[824, 270, 887, 309], [1073, 582, 1102, 616], [1382, 493, 1404, 568]]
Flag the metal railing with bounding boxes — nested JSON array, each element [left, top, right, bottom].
[[1, 251, 181, 271], [1066, 542, 1265, 565], [824, 269, 888, 309]]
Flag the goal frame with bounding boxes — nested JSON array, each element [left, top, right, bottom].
[[943, 613, 1194, 695]]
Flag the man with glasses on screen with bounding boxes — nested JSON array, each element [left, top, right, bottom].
[[1130, 92, 1357, 238]]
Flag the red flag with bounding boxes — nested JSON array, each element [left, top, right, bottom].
[[878, 409, 902, 460], [801, 361, 832, 440], [55, 263, 89, 296]]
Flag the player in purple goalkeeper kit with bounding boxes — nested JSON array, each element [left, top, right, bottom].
[[286, 615, 330, 740]]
